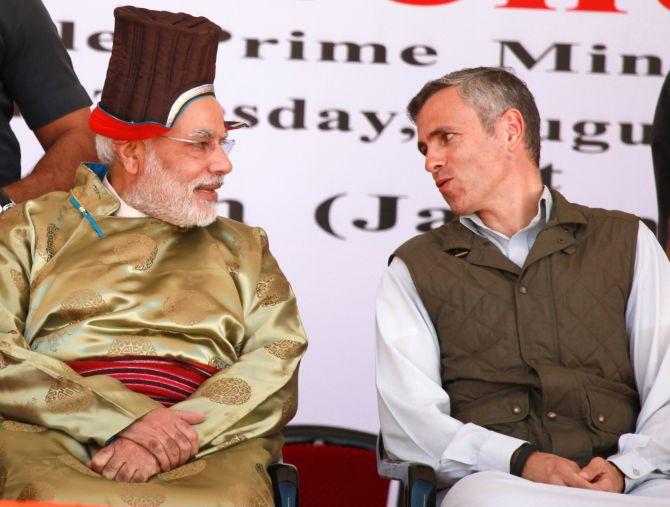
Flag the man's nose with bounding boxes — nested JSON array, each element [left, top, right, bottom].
[[425, 149, 444, 174], [210, 145, 233, 175]]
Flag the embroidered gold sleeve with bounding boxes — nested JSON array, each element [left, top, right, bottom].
[[170, 228, 307, 452]]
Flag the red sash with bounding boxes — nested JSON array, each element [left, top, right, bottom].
[[67, 356, 219, 407]]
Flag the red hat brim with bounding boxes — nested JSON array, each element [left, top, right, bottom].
[[89, 106, 169, 141]]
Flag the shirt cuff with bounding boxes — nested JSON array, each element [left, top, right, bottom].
[[608, 452, 655, 492], [105, 434, 119, 446], [478, 431, 528, 473]]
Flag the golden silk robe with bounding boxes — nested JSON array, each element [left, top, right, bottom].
[[0, 165, 307, 506]]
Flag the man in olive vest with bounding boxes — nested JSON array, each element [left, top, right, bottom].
[[376, 67, 670, 506]]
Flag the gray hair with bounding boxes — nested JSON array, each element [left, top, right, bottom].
[[95, 135, 154, 166], [407, 67, 541, 166], [95, 134, 117, 165]]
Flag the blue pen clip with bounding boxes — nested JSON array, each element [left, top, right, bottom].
[[69, 196, 104, 238]]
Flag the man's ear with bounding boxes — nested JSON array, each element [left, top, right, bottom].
[[112, 140, 145, 175], [499, 108, 525, 153]]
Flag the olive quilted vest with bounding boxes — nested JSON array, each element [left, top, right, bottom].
[[394, 190, 639, 465]]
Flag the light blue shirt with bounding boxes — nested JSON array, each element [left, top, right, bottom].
[[460, 186, 551, 268]]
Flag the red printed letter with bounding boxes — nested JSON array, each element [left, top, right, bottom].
[[498, 0, 625, 11], [568, 0, 624, 13], [391, 0, 460, 5], [497, 0, 553, 9]]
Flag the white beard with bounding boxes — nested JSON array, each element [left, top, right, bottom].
[[121, 143, 222, 228]]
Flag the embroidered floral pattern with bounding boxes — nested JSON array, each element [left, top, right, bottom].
[[119, 483, 167, 507], [45, 378, 93, 413], [10, 268, 27, 292], [31, 328, 70, 355], [156, 460, 206, 481], [45, 223, 60, 260], [107, 336, 157, 356], [17, 482, 55, 502], [60, 289, 108, 322], [202, 378, 252, 405], [163, 290, 211, 325], [113, 234, 158, 271], [255, 274, 290, 308], [214, 432, 247, 449], [0, 206, 23, 229], [36, 223, 63, 262], [1, 421, 46, 433], [264, 340, 304, 360]]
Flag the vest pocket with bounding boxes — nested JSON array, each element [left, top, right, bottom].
[[453, 386, 529, 426], [585, 385, 638, 435]]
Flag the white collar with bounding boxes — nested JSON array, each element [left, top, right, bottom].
[[460, 185, 553, 240], [103, 176, 147, 218]]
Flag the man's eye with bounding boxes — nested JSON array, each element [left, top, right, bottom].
[[442, 133, 454, 142], [193, 141, 210, 151]]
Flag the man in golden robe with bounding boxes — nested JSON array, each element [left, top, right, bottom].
[[0, 6, 307, 506]]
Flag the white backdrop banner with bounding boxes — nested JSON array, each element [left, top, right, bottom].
[[14, 0, 669, 433]]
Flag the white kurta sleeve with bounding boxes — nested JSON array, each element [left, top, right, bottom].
[[608, 222, 670, 492], [375, 257, 526, 487]]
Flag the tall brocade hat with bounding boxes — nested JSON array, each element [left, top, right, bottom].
[[89, 6, 244, 140]]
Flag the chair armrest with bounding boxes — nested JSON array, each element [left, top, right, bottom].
[[268, 462, 299, 507], [377, 456, 436, 484], [376, 433, 437, 507]]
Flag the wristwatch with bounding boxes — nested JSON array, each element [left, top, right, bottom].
[[0, 188, 14, 214]]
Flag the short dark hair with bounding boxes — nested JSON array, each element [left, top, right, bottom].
[[407, 67, 541, 166]]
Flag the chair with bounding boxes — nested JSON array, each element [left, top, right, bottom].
[[281, 425, 394, 506], [376, 433, 437, 507], [268, 462, 299, 507]]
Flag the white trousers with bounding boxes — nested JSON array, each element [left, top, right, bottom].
[[439, 472, 670, 507]]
